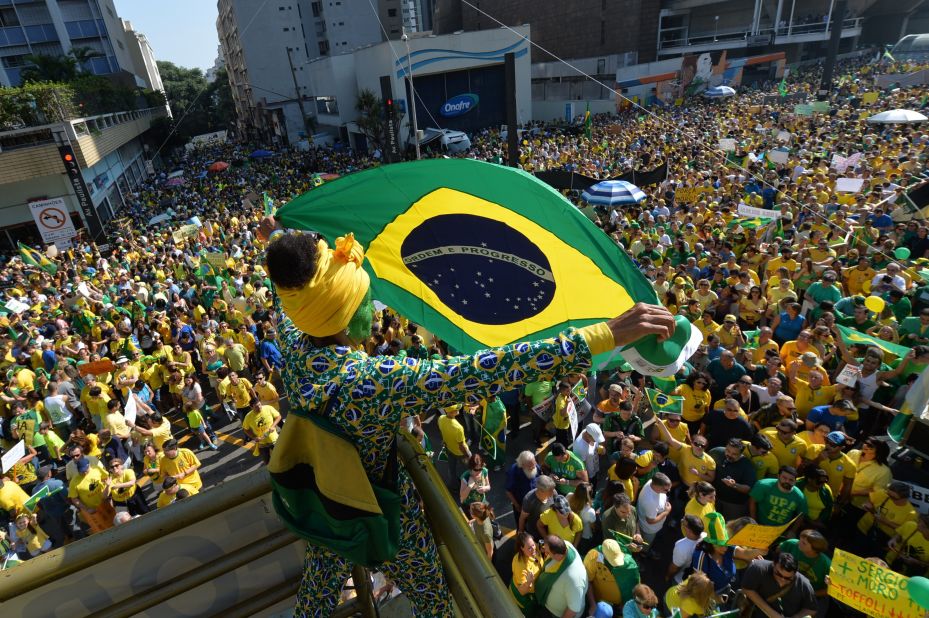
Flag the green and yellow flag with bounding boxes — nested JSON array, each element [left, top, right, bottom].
[[836, 324, 909, 359], [276, 159, 696, 373], [17, 242, 56, 275], [645, 387, 684, 415], [584, 102, 592, 139]]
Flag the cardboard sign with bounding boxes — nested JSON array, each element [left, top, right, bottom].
[[766, 149, 790, 164], [861, 92, 879, 104], [4, 299, 30, 314], [567, 399, 578, 442], [828, 549, 926, 618], [836, 178, 866, 193], [203, 252, 227, 271], [78, 358, 116, 376], [675, 187, 712, 204], [172, 224, 200, 243], [836, 364, 860, 387], [532, 396, 555, 423], [1, 439, 25, 474], [719, 139, 737, 152], [794, 104, 813, 116], [726, 517, 796, 550], [776, 130, 792, 143], [738, 204, 781, 219]]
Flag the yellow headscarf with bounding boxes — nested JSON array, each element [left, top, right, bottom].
[[277, 233, 370, 338]]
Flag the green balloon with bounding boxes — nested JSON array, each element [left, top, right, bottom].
[[895, 247, 911, 260], [908, 576, 929, 610]]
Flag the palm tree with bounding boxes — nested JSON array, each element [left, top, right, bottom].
[[68, 46, 104, 73], [19, 53, 78, 83], [355, 88, 385, 151]]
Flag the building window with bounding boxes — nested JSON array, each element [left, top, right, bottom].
[[283, 27, 289, 31], [117, 39, 124, 49], [388, 8, 396, 17], [318, 40, 329, 55], [279, 5, 285, 9], [311, 1, 321, 17], [600, 20, 605, 45], [0, 8, 19, 27]]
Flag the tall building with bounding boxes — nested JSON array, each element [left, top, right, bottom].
[[217, 0, 398, 144], [0, 0, 146, 87], [120, 19, 164, 92]]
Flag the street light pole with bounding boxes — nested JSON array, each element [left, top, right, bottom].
[[714, 16, 719, 41], [402, 32, 420, 160]]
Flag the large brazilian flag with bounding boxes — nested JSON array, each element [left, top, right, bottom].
[[276, 159, 694, 373]]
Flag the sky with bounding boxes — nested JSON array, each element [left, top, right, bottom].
[[114, 0, 219, 73]]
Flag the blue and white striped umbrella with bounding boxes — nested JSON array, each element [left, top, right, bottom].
[[581, 180, 647, 206], [704, 85, 736, 98]]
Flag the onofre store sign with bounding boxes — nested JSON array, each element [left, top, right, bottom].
[[440, 93, 479, 117]]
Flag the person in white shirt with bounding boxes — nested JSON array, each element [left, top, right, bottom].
[[750, 377, 783, 406], [572, 423, 605, 487], [537, 536, 588, 618], [668, 514, 707, 583], [637, 473, 673, 544]]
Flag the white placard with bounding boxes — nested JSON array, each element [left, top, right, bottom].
[[766, 149, 789, 164], [719, 138, 737, 152], [836, 364, 860, 387], [4, 299, 30, 314], [835, 177, 866, 193], [1, 439, 25, 473], [29, 197, 76, 249], [567, 399, 578, 442], [124, 393, 138, 424], [738, 203, 781, 219], [776, 131, 791, 143]]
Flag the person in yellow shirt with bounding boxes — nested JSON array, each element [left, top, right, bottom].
[[765, 247, 800, 278], [674, 374, 712, 433], [253, 371, 280, 410], [129, 412, 173, 451], [858, 482, 919, 544], [156, 475, 198, 508], [68, 455, 114, 534], [583, 539, 639, 608], [158, 439, 202, 493], [684, 482, 718, 532], [226, 371, 254, 420], [552, 381, 572, 446], [510, 532, 544, 613], [113, 356, 140, 399], [438, 405, 471, 487], [803, 432, 856, 503], [105, 457, 149, 516], [761, 419, 806, 468], [887, 514, 929, 575], [537, 495, 583, 546], [243, 397, 282, 464], [845, 255, 876, 296], [655, 419, 716, 488], [0, 475, 29, 514], [11, 511, 52, 557], [791, 370, 837, 418]]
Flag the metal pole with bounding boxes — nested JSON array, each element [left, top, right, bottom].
[[404, 34, 421, 160], [825, 0, 836, 33], [774, 0, 784, 37], [788, 0, 796, 36], [351, 565, 377, 618], [819, 0, 846, 100], [286, 47, 312, 143], [505, 52, 519, 168]]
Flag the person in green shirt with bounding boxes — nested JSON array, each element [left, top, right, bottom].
[[749, 466, 807, 526], [777, 530, 831, 595], [886, 289, 912, 323], [805, 273, 842, 309], [524, 380, 553, 444], [899, 309, 929, 346], [836, 304, 875, 331], [543, 443, 588, 495]]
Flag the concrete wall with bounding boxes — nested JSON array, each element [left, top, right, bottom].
[[532, 99, 614, 123]]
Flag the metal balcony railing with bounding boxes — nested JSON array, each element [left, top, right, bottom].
[[658, 17, 862, 51], [0, 432, 522, 618]]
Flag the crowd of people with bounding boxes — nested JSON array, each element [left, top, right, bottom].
[[0, 49, 926, 617]]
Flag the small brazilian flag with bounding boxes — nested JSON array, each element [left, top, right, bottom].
[[18, 242, 57, 275], [727, 217, 771, 230], [835, 324, 909, 359], [276, 159, 662, 368], [645, 388, 683, 415], [651, 375, 678, 395]]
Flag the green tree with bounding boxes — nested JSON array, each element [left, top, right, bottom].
[[355, 88, 385, 151], [20, 54, 77, 84], [68, 46, 104, 73], [155, 61, 235, 149]]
